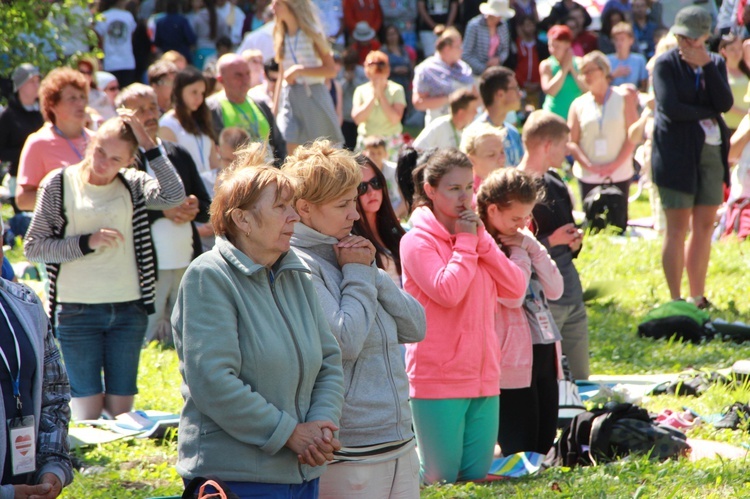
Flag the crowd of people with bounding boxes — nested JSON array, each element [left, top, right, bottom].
[[0, 0, 749, 496]]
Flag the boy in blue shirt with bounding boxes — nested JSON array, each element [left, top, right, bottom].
[[607, 22, 649, 90]]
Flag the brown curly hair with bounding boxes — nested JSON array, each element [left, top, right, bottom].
[[39, 67, 89, 124]]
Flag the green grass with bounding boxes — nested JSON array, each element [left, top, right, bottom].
[[6, 219, 750, 497]]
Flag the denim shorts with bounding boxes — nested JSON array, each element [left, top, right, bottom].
[[54, 301, 147, 398]]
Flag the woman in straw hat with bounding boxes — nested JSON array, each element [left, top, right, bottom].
[[462, 0, 516, 75]]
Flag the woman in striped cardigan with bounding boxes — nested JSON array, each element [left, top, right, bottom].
[[24, 114, 185, 420]]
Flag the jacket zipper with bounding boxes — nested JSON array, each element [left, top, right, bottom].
[[268, 268, 306, 481], [375, 314, 403, 440]]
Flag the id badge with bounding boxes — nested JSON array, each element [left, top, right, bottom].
[[535, 308, 556, 341], [8, 415, 35, 476], [594, 138, 607, 158]]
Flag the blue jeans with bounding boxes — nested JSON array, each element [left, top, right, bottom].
[[55, 301, 147, 397], [184, 478, 319, 499]]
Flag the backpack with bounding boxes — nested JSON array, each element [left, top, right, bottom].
[[544, 402, 690, 468], [721, 198, 750, 241], [637, 301, 712, 344], [582, 179, 625, 234]]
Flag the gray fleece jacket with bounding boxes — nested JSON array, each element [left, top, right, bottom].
[[291, 223, 426, 447]]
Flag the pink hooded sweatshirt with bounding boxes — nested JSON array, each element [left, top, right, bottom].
[[495, 233, 564, 389], [400, 206, 527, 399]]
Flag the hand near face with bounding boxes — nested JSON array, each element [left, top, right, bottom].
[[455, 209, 482, 235], [679, 42, 711, 68], [117, 108, 157, 150], [498, 230, 526, 248]]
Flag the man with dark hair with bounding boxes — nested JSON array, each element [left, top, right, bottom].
[[464, 65, 524, 166], [147, 60, 178, 114]]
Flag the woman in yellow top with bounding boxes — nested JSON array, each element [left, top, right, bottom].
[[352, 51, 406, 157]]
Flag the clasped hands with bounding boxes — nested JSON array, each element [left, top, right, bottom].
[[285, 420, 341, 467], [164, 195, 200, 224]]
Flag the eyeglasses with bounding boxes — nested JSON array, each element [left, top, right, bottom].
[[357, 177, 383, 196], [366, 61, 388, 69]]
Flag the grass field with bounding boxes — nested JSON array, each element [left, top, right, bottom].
[[8, 194, 750, 498]]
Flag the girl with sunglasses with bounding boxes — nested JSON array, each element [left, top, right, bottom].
[[286, 141, 425, 498], [353, 157, 406, 287], [352, 50, 407, 156]]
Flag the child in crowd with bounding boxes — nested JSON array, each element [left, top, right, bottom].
[[517, 110, 589, 381], [476, 167, 564, 456], [608, 22, 649, 90], [399, 148, 526, 483], [460, 122, 508, 194], [362, 136, 406, 218], [413, 88, 479, 151], [514, 13, 548, 109]]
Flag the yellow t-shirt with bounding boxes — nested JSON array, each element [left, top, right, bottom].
[[353, 80, 406, 139]]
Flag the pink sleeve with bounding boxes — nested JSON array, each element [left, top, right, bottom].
[[527, 237, 564, 301], [401, 231, 480, 308], [17, 135, 47, 188], [497, 246, 531, 308], [476, 229, 527, 301]]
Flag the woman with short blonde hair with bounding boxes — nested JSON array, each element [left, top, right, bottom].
[[286, 140, 426, 498]]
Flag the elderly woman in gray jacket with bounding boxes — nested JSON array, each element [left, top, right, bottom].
[[171, 147, 344, 498], [285, 141, 426, 499]]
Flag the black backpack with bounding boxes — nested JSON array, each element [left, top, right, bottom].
[[544, 402, 690, 468], [582, 179, 624, 234]]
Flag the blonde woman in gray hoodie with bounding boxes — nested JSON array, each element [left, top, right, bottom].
[[286, 140, 427, 498]]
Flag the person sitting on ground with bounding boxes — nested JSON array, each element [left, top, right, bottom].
[[24, 114, 186, 420], [564, 6, 598, 56], [349, 22, 382, 66], [286, 142, 425, 497], [514, 13, 549, 109], [464, 66, 524, 167], [361, 136, 405, 218], [413, 88, 479, 152], [476, 167, 564, 457], [517, 110, 589, 381]]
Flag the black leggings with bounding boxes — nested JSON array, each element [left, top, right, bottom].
[[498, 343, 559, 456]]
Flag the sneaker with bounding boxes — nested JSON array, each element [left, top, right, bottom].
[[714, 402, 750, 430]]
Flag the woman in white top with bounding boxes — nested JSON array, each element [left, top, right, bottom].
[[568, 50, 638, 233], [159, 67, 219, 174], [272, 0, 344, 154], [95, 0, 138, 86]]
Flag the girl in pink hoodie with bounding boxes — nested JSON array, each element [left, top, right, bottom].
[[399, 148, 527, 484], [476, 167, 564, 457]]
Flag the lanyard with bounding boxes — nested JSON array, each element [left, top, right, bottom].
[[595, 87, 612, 134], [231, 99, 260, 138], [450, 121, 460, 148], [53, 125, 86, 161], [194, 133, 206, 171], [694, 67, 702, 91], [288, 31, 301, 65], [0, 303, 22, 415]]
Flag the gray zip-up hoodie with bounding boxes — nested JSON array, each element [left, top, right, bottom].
[[291, 223, 426, 447]]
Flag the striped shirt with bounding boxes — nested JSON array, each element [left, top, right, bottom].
[[283, 29, 325, 85], [23, 148, 186, 316], [462, 14, 512, 76]]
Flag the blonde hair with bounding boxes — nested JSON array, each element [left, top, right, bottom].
[[282, 140, 361, 205], [611, 21, 634, 38], [460, 123, 507, 155], [521, 110, 570, 149], [581, 50, 611, 77], [211, 149, 297, 242], [647, 33, 678, 72], [435, 25, 462, 52], [273, 0, 329, 64]]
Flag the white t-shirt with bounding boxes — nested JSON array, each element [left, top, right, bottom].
[[95, 8, 137, 71], [413, 114, 461, 151], [237, 21, 276, 61], [216, 2, 246, 46], [159, 113, 213, 174], [143, 146, 194, 270]]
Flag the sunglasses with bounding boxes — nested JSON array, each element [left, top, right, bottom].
[[357, 177, 383, 196], [367, 61, 388, 69]]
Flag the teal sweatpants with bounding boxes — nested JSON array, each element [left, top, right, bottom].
[[410, 396, 499, 484]]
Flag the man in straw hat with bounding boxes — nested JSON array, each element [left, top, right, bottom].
[[463, 0, 516, 75], [651, 5, 732, 309]]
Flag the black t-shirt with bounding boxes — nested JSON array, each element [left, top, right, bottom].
[[418, 0, 458, 30], [0, 295, 37, 485]]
